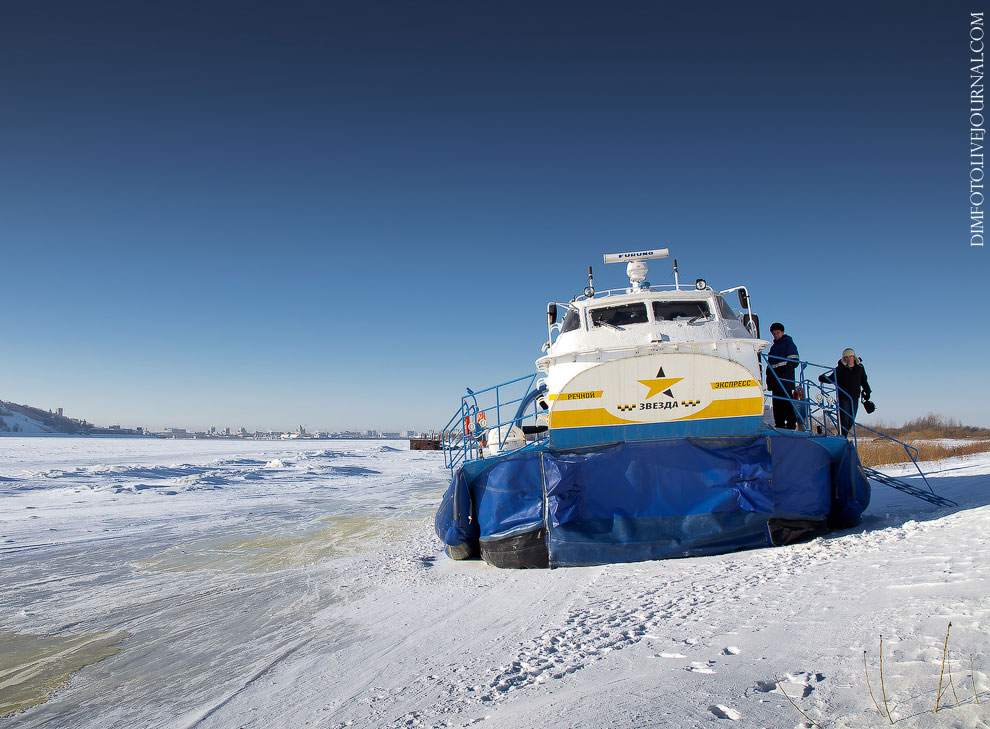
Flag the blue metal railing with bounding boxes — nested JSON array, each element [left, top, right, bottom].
[[759, 353, 951, 505], [441, 373, 549, 475], [761, 354, 844, 437]]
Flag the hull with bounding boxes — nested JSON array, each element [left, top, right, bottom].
[[435, 430, 871, 568]]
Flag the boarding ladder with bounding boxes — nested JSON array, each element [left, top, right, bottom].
[[761, 353, 957, 508]]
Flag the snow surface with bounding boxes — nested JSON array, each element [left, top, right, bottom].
[[1, 438, 989, 728], [0, 407, 54, 435]]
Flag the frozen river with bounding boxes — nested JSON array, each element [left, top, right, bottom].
[[2, 437, 988, 729], [0, 438, 447, 727]]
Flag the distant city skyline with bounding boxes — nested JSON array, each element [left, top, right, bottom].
[[0, 399, 431, 439], [1, 2, 987, 429], [0, 399, 431, 438]]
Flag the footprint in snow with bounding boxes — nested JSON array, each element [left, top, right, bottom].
[[687, 660, 716, 674], [721, 646, 741, 655], [709, 704, 741, 720], [750, 671, 824, 698]]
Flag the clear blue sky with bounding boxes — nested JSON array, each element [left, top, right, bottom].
[[1, 1, 986, 432]]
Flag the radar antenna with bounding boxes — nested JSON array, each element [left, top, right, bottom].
[[603, 249, 669, 291]]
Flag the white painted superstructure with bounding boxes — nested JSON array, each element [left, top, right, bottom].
[[530, 252, 772, 444]]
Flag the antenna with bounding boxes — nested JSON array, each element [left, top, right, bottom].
[[603, 249, 670, 291], [585, 266, 595, 297], [602, 249, 669, 264]]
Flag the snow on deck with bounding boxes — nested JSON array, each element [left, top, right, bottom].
[[1, 438, 988, 728]]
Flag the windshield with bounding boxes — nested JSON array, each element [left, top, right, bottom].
[[652, 300, 712, 321], [716, 295, 739, 320], [590, 303, 649, 328], [560, 307, 581, 333]]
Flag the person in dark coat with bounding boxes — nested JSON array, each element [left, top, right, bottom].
[[766, 322, 800, 429], [818, 347, 872, 436]]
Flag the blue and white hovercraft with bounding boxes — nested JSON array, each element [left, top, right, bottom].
[[435, 250, 934, 568]]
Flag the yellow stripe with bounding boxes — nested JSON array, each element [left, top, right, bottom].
[[710, 379, 758, 390], [547, 391, 603, 402], [674, 397, 764, 421], [550, 408, 640, 427]]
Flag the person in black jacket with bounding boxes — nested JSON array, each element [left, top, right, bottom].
[[818, 347, 872, 436], [766, 322, 800, 429]]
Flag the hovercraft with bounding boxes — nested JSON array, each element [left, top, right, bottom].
[[435, 250, 872, 568]]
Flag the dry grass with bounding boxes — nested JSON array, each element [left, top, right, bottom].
[[857, 438, 990, 468]]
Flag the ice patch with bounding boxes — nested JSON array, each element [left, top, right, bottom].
[[214, 457, 268, 466], [0, 630, 130, 717], [328, 466, 381, 476], [305, 450, 359, 460], [134, 515, 418, 573]]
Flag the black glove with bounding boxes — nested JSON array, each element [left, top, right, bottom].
[[862, 392, 871, 402]]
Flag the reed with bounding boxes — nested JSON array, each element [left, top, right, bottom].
[[856, 439, 990, 468], [879, 634, 893, 723], [935, 622, 951, 713], [863, 650, 885, 718], [972, 654, 980, 705], [775, 676, 823, 729], [948, 646, 960, 707]]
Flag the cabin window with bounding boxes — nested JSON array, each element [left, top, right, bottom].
[[560, 307, 581, 333], [590, 303, 649, 328], [652, 300, 712, 321], [716, 295, 739, 320]]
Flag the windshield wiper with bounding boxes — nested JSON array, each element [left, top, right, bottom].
[[597, 321, 625, 331]]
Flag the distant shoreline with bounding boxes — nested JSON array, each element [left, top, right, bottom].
[[0, 433, 409, 441]]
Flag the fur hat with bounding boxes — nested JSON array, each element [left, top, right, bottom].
[[841, 347, 855, 358], [770, 322, 785, 333]]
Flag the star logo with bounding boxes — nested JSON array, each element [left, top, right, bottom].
[[638, 367, 683, 399]]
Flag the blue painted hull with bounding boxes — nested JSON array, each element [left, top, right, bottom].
[[548, 415, 764, 449]]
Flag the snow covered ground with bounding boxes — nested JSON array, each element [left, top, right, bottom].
[[1, 438, 988, 729], [0, 407, 56, 435]]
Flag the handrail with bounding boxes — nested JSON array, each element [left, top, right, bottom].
[[849, 422, 957, 505], [761, 353, 841, 436], [441, 373, 549, 475], [572, 283, 740, 302], [759, 352, 951, 505], [538, 338, 764, 369]]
